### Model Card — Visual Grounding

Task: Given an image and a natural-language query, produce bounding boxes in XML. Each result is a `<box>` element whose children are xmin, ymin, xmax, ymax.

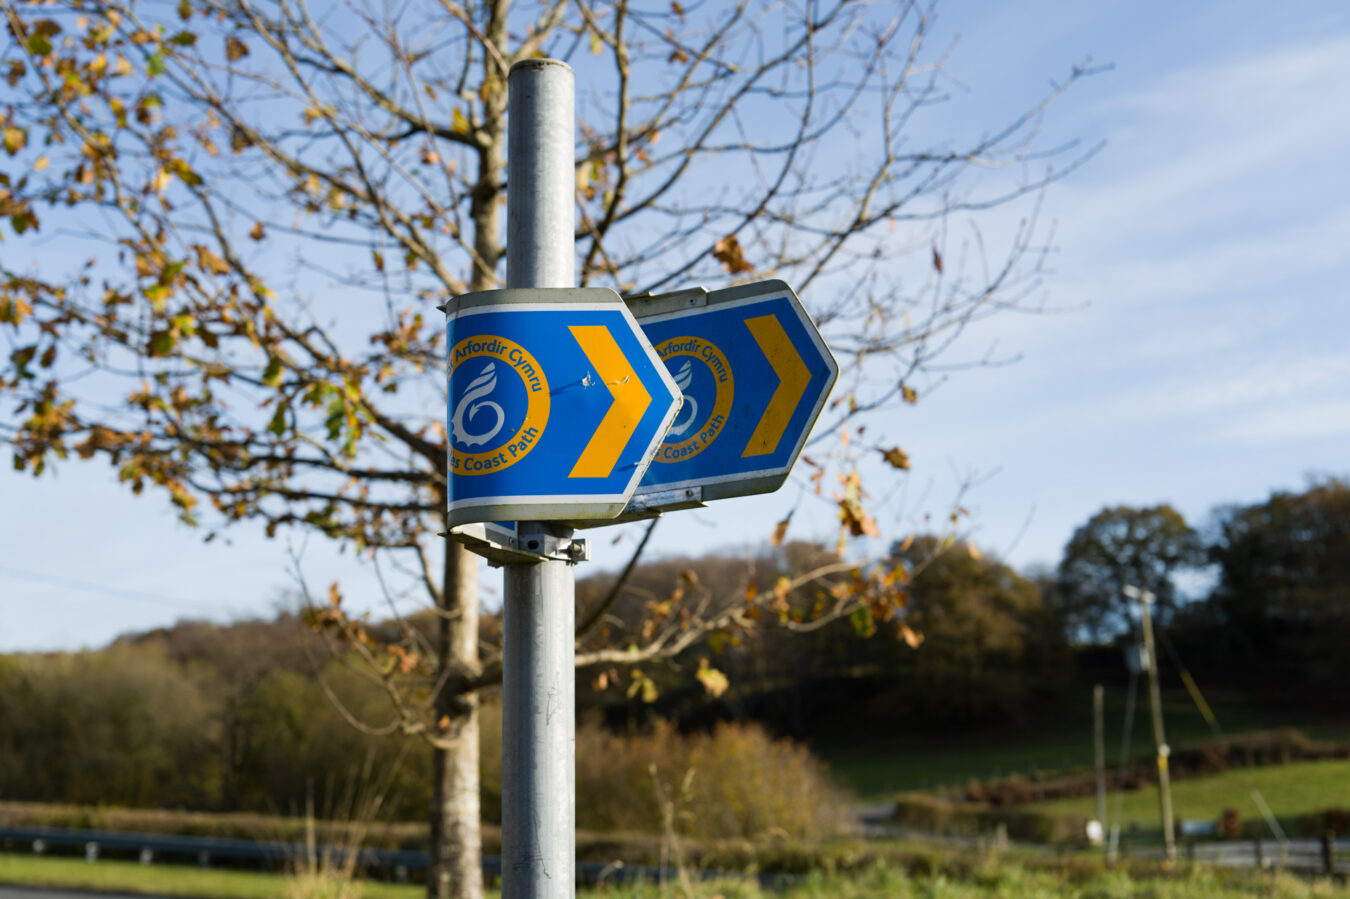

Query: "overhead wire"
<box><xmin>0</xmin><ymin>564</ymin><xmax>222</xmax><ymax>614</ymax></box>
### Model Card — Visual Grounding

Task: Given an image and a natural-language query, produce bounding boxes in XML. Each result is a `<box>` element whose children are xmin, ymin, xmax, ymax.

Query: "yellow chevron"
<box><xmin>743</xmin><ymin>314</ymin><xmax>810</xmax><ymax>458</ymax></box>
<box><xmin>569</xmin><ymin>325</ymin><xmax>652</xmax><ymax>478</ymax></box>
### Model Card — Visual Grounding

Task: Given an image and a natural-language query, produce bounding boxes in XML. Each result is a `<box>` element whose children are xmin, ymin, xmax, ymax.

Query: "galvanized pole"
<box><xmin>501</xmin><ymin>59</ymin><xmax>576</xmax><ymax>899</ymax></box>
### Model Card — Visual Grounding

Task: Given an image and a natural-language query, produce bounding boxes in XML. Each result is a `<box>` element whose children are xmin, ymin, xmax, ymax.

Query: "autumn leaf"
<box><xmin>627</xmin><ymin>670</ymin><xmax>659</xmax><ymax>703</ymax></box>
<box><xmin>225</xmin><ymin>36</ymin><xmax>249</xmax><ymax>62</ymax></box>
<box><xmin>900</xmin><ymin>383</ymin><xmax>918</xmax><ymax>404</ymax></box>
<box><xmin>879</xmin><ymin>446</ymin><xmax>910</xmax><ymax>470</ymax></box>
<box><xmin>898</xmin><ymin>623</ymin><xmax>924</xmax><ymax>649</ymax></box>
<box><xmin>327</xmin><ymin>581</ymin><xmax>342</xmax><ymax>607</ymax></box>
<box><xmin>3</xmin><ymin>127</ymin><xmax>26</xmax><ymax>156</ymax></box>
<box><xmin>166</xmin><ymin>158</ymin><xmax>203</xmax><ymax>186</ymax></box>
<box><xmin>744</xmin><ymin>581</ymin><xmax>758</xmax><ymax>601</ymax></box>
<box><xmin>695</xmin><ymin>658</ymin><xmax>729</xmax><ymax>698</ymax></box>
<box><xmin>194</xmin><ymin>245</ymin><xmax>230</xmax><ymax>276</ymax></box>
<box><xmin>372</xmin><ymin>250</ymin><xmax>385</xmax><ymax>272</ymax></box>
<box><xmin>932</xmin><ymin>244</ymin><xmax>943</xmax><ymax>274</ymax></box>
<box><xmin>840</xmin><ymin>501</ymin><xmax>879</xmax><ymax>538</ymax></box>
<box><xmin>770</xmin><ymin>512</ymin><xmax>792</xmax><ymax>547</ymax></box>
<box><xmin>968</xmin><ymin>542</ymin><xmax>982</xmax><ymax>561</ymax></box>
<box><xmin>451</xmin><ymin>107</ymin><xmax>470</xmax><ymax>136</ymax></box>
<box><xmin>712</xmin><ymin>234</ymin><xmax>754</xmax><ymax>274</ymax></box>
<box><xmin>249</xmin><ymin>221</ymin><xmax>265</xmax><ymax>241</ymax></box>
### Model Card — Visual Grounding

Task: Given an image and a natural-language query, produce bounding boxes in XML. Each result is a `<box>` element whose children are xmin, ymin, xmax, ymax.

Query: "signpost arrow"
<box><xmin>444</xmin><ymin>287</ymin><xmax>680</xmax><ymax>529</ymax></box>
<box><xmin>620</xmin><ymin>279</ymin><xmax>838</xmax><ymax>517</ymax></box>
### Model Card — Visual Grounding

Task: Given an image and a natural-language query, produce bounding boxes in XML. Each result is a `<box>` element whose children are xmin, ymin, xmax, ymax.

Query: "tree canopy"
<box><xmin>1055</xmin><ymin>504</ymin><xmax>1206</xmax><ymax>641</ymax></box>
<box><xmin>0</xmin><ymin>1</ymin><xmax>1097</xmax><ymax>895</ymax></box>
<box><xmin>1206</xmin><ymin>477</ymin><xmax>1350</xmax><ymax>686</ymax></box>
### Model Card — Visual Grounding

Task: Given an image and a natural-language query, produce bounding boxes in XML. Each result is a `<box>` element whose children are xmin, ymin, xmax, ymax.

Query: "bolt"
<box><xmin>527</xmin><ymin>539</ymin><xmax>540</xmax><ymax>550</ymax></box>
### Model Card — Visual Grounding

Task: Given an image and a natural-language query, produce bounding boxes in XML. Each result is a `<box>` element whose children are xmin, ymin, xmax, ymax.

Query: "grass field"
<box><xmin>1034</xmin><ymin>758</ymin><xmax>1350</xmax><ymax>837</ymax></box>
<box><xmin>0</xmin><ymin>852</ymin><xmax>423</xmax><ymax>898</ymax></box>
<box><xmin>4</xmin><ymin>851</ymin><xmax>1350</xmax><ymax>898</ymax></box>
<box><xmin>813</xmin><ymin>689</ymin><xmax>1350</xmax><ymax>799</ymax></box>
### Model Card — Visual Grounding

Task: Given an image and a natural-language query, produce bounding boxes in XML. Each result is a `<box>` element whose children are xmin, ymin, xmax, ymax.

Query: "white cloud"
<box><xmin>1208</xmin><ymin>399</ymin><xmax>1350</xmax><ymax>445</ymax></box>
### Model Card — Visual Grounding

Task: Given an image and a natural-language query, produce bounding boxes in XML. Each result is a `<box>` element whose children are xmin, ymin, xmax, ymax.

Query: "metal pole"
<box><xmin>1136</xmin><ymin>589</ymin><xmax>1176</xmax><ymax>864</ymax></box>
<box><xmin>1093</xmin><ymin>684</ymin><xmax>1107</xmax><ymax>845</ymax></box>
<box><xmin>501</xmin><ymin>59</ymin><xmax>576</xmax><ymax>899</ymax></box>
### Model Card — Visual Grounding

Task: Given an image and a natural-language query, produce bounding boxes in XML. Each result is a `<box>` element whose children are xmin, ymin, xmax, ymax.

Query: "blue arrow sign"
<box><xmin>623</xmin><ymin>280</ymin><xmax>837</xmax><ymax>514</ymax></box>
<box><xmin>444</xmin><ymin>288</ymin><xmax>680</xmax><ymax>528</ymax></box>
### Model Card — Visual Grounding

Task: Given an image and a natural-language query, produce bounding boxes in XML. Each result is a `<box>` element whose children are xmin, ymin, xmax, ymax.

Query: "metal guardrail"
<box><xmin>0</xmin><ymin>825</ymin><xmax>799</xmax><ymax>888</ymax></box>
<box><xmin>1129</xmin><ymin>836</ymin><xmax>1349</xmax><ymax>874</ymax></box>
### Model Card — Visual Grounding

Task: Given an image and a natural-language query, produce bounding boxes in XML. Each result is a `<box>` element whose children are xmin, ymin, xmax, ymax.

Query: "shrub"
<box><xmin>891</xmin><ymin>793</ymin><xmax>1088</xmax><ymax>845</ymax></box>
<box><xmin>580</xmin><ymin>719</ymin><xmax>852</xmax><ymax>841</ymax></box>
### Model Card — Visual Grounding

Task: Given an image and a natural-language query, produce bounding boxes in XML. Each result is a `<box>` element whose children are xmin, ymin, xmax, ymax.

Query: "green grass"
<box><xmin>589</xmin><ymin>866</ymin><xmax>1350</xmax><ymax>898</ymax></box>
<box><xmin>814</xmin><ymin>689</ymin><xmax>1350</xmax><ymax>800</ymax></box>
<box><xmin>0</xmin><ymin>852</ymin><xmax>426</xmax><ymax>898</ymax></box>
<box><xmin>5</xmin><ymin>851</ymin><xmax>1348</xmax><ymax>899</ymax></box>
<box><xmin>1034</xmin><ymin>758</ymin><xmax>1350</xmax><ymax>837</ymax></box>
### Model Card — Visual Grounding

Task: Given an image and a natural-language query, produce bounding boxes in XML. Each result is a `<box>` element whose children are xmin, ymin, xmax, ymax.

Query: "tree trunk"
<box><xmin>430</xmin><ymin>541</ymin><xmax>483</xmax><ymax>899</ymax></box>
<box><xmin>430</xmin><ymin>10</ymin><xmax>505</xmax><ymax>892</ymax></box>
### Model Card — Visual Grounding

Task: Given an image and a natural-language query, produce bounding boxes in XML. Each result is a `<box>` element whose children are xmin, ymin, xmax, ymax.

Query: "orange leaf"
<box><xmin>879</xmin><ymin>446</ymin><xmax>910</xmax><ymax>470</ymax></box>
<box><xmin>225</xmin><ymin>36</ymin><xmax>249</xmax><ymax>61</ymax></box>
<box><xmin>770</xmin><ymin>512</ymin><xmax>792</xmax><ymax>547</ymax></box>
<box><xmin>712</xmin><ymin>234</ymin><xmax>754</xmax><ymax>274</ymax></box>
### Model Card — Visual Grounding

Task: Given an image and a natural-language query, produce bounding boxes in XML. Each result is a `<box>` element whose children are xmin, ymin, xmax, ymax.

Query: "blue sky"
<box><xmin>4</xmin><ymin>0</ymin><xmax>1349</xmax><ymax>651</ymax></box>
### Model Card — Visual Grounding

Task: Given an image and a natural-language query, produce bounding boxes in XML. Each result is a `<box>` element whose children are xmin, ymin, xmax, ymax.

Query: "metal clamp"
<box><xmin>444</xmin><ymin>521</ymin><xmax>589</xmax><ymax>565</ymax></box>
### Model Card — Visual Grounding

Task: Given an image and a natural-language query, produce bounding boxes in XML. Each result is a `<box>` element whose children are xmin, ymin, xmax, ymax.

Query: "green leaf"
<box><xmin>169</xmin><ymin>31</ymin><xmax>197</xmax><ymax>47</ymax></box>
<box><xmin>146</xmin><ymin>52</ymin><xmax>166</xmax><ymax>77</ymax></box>
<box><xmin>11</xmin><ymin>345</ymin><xmax>37</xmax><ymax>379</ymax></box>
<box><xmin>268</xmin><ymin>403</ymin><xmax>287</xmax><ymax>436</ymax></box>
<box><xmin>10</xmin><ymin>211</ymin><xmax>36</xmax><ymax>235</ymax></box>
<box><xmin>25</xmin><ymin>34</ymin><xmax>52</xmax><ymax>57</ymax></box>
<box><xmin>849</xmin><ymin>605</ymin><xmax>876</xmax><ymax>639</ymax></box>
<box><xmin>261</xmin><ymin>355</ymin><xmax>282</xmax><ymax>387</ymax></box>
<box><xmin>147</xmin><ymin>330</ymin><xmax>174</xmax><ymax>357</ymax></box>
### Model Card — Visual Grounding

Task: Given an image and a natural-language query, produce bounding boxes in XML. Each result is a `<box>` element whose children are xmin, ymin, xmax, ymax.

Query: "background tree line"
<box><xmin>4</xmin><ymin>476</ymin><xmax>1345</xmax><ymax>820</ymax></box>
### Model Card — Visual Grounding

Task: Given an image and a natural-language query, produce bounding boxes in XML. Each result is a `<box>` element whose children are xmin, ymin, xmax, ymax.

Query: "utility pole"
<box><xmin>501</xmin><ymin>59</ymin><xmax>577</xmax><ymax>899</ymax></box>
<box><xmin>1125</xmin><ymin>585</ymin><xmax>1175</xmax><ymax>864</ymax></box>
<box><xmin>1093</xmin><ymin>683</ymin><xmax>1107</xmax><ymax>846</ymax></box>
